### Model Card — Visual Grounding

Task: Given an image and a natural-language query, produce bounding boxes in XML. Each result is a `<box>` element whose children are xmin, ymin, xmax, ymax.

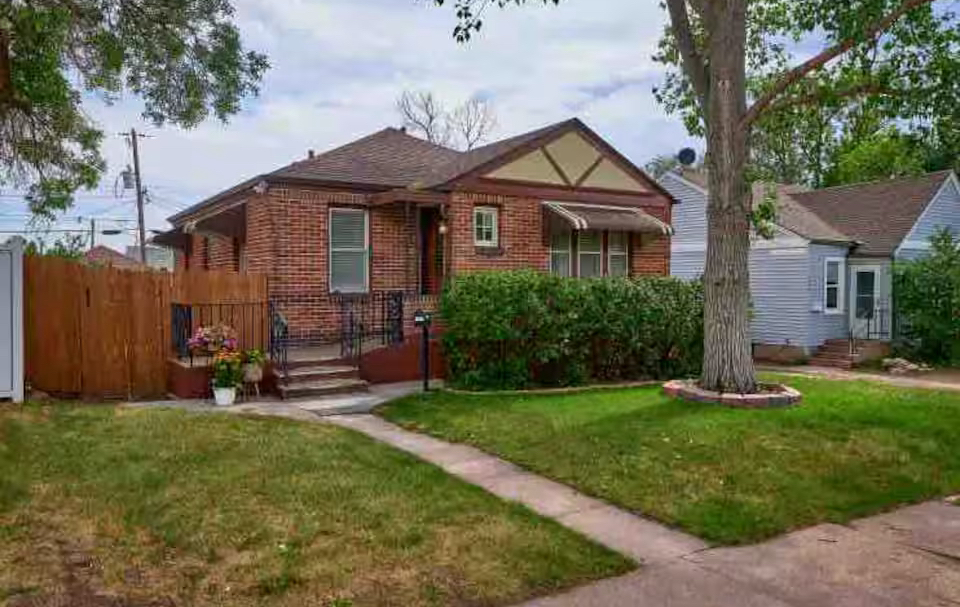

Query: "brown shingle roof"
<box><xmin>791</xmin><ymin>171</ymin><xmax>953</xmax><ymax>256</ymax></box>
<box><xmin>270</xmin><ymin>127</ymin><xmax>461</xmax><ymax>188</ymax></box>
<box><xmin>84</xmin><ymin>245</ymin><xmax>144</xmax><ymax>270</ymax></box>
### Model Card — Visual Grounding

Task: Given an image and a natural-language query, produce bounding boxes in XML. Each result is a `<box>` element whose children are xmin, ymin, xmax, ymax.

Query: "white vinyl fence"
<box><xmin>0</xmin><ymin>238</ymin><xmax>24</xmax><ymax>402</ymax></box>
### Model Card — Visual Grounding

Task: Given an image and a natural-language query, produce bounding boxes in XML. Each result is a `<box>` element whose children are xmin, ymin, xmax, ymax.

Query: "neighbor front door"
<box><xmin>850</xmin><ymin>266</ymin><xmax>881</xmax><ymax>339</ymax></box>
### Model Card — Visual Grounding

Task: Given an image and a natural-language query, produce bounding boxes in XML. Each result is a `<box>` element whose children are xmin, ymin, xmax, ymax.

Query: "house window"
<box><xmin>824</xmin><ymin>257</ymin><xmax>845</xmax><ymax>314</ymax></box>
<box><xmin>474</xmin><ymin>206</ymin><xmax>499</xmax><ymax>247</ymax></box>
<box><xmin>578</xmin><ymin>231</ymin><xmax>603</xmax><ymax>278</ymax></box>
<box><xmin>608</xmin><ymin>232</ymin><xmax>628</xmax><ymax>277</ymax></box>
<box><xmin>550</xmin><ymin>229</ymin><xmax>572</xmax><ymax>277</ymax></box>
<box><xmin>329</xmin><ymin>208</ymin><xmax>369</xmax><ymax>293</ymax></box>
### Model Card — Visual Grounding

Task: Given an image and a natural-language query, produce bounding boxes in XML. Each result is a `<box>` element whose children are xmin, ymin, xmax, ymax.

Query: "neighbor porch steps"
<box><xmin>809</xmin><ymin>339</ymin><xmax>858</xmax><ymax>369</ymax></box>
<box><xmin>273</xmin><ymin>359</ymin><xmax>369</xmax><ymax>400</ymax></box>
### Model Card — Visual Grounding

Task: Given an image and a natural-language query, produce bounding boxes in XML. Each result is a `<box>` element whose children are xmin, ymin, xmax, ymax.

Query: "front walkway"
<box><xmin>762</xmin><ymin>364</ymin><xmax>960</xmax><ymax>391</ymax></box>
<box><xmin>327</xmin><ymin>414</ymin><xmax>708</xmax><ymax>565</ymax></box>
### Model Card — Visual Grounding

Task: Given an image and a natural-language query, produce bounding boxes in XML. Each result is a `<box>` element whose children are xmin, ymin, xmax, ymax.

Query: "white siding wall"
<box><xmin>750</xmin><ymin>247</ymin><xmax>811</xmax><ymax>347</ymax></box>
<box><xmin>661</xmin><ymin>173</ymin><xmax>708</xmax><ymax>279</ymax></box>
<box><xmin>897</xmin><ymin>175</ymin><xmax>960</xmax><ymax>260</ymax></box>
<box><xmin>807</xmin><ymin>244</ymin><xmax>850</xmax><ymax>345</ymax></box>
<box><xmin>0</xmin><ymin>238</ymin><xmax>24</xmax><ymax>402</ymax></box>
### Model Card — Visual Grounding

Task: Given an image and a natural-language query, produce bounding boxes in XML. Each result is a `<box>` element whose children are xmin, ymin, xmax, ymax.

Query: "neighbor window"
<box><xmin>608</xmin><ymin>231</ymin><xmax>628</xmax><ymax>277</ymax></box>
<box><xmin>578</xmin><ymin>231</ymin><xmax>603</xmax><ymax>278</ymax></box>
<box><xmin>824</xmin><ymin>258</ymin><xmax>845</xmax><ymax>313</ymax></box>
<box><xmin>550</xmin><ymin>229</ymin><xmax>572</xmax><ymax>277</ymax></box>
<box><xmin>474</xmin><ymin>206</ymin><xmax>499</xmax><ymax>247</ymax></box>
<box><xmin>329</xmin><ymin>208</ymin><xmax>369</xmax><ymax>293</ymax></box>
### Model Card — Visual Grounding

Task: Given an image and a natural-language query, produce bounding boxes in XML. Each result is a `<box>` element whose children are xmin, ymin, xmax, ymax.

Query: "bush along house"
<box><xmin>155</xmin><ymin>118</ymin><xmax>675</xmax><ymax>397</ymax></box>
<box><xmin>662</xmin><ymin>168</ymin><xmax>960</xmax><ymax>368</ymax></box>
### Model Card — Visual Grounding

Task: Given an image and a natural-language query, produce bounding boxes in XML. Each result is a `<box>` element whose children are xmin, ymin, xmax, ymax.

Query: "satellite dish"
<box><xmin>677</xmin><ymin>148</ymin><xmax>697</xmax><ymax>166</ymax></box>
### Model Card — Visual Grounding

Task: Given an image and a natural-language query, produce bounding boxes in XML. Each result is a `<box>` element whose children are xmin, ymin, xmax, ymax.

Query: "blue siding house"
<box><xmin>662</xmin><ymin>169</ymin><xmax>960</xmax><ymax>366</ymax></box>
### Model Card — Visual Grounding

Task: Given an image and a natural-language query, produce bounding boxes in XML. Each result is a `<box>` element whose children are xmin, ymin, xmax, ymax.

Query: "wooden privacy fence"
<box><xmin>24</xmin><ymin>256</ymin><xmax>267</xmax><ymax>399</ymax></box>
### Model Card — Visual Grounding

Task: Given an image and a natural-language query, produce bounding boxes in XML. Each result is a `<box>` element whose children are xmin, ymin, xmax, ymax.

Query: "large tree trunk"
<box><xmin>700</xmin><ymin>0</ymin><xmax>756</xmax><ymax>393</ymax></box>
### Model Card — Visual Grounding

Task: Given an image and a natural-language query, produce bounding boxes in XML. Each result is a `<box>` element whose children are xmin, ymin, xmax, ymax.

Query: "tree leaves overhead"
<box><xmin>654</xmin><ymin>0</ymin><xmax>959</xmax><ymax>187</ymax></box>
<box><xmin>0</xmin><ymin>0</ymin><xmax>268</xmax><ymax>217</ymax></box>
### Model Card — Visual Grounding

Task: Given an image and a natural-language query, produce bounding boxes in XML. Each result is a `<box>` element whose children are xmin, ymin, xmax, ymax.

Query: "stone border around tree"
<box><xmin>663</xmin><ymin>379</ymin><xmax>802</xmax><ymax>408</ymax></box>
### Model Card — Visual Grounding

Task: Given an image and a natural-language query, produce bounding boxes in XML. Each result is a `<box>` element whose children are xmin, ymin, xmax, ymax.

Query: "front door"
<box><xmin>850</xmin><ymin>266</ymin><xmax>880</xmax><ymax>338</ymax></box>
<box><xmin>419</xmin><ymin>207</ymin><xmax>444</xmax><ymax>295</ymax></box>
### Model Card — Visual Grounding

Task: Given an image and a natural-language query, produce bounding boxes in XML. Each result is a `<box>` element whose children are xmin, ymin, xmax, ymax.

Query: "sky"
<box><xmin>0</xmin><ymin>0</ymin><xmax>700</xmax><ymax>253</ymax></box>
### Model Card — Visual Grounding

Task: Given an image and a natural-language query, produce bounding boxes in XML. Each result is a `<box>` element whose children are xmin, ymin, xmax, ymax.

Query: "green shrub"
<box><xmin>893</xmin><ymin>229</ymin><xmax>960</xmax><ymax>364</ymax></box>
<box><xmin>440</xmin><ymin>270</ymin><xmax>703</xmax><ymax>390</ymax></box>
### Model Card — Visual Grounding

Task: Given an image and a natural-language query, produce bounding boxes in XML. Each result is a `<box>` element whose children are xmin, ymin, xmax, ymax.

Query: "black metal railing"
<box><xmin>269</xmin><ymin>301</ymin><xmax>289</xmax><ymax>374</ymax></box>
<box><xmin>849</xmin><ymin>305</ymin><xmax>892</xmax><ymax>351</ymax></box>
<box><xmin>171</xmin><ymin>302</ymin><xmax>270</xmax><ymax>362</ymax></box>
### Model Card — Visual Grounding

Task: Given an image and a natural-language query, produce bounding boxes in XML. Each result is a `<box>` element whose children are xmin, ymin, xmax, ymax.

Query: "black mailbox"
<box><xmin>413</xmin><ymin>309</ymin><xmax>432</xmax><ymax>391</ymax></box>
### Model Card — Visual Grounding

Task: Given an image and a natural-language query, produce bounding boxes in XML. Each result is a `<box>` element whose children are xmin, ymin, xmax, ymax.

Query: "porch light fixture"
<box><xmin>438</xmin><ymin>220</ymin><xmax>448</xmax><ymax>235</ymax></box>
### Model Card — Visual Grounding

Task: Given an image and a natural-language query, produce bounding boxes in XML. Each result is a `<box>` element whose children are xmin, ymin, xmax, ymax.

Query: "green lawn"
<box><xmin>0</xmin><ymin>405</ymin><xmax>630</xmax><ymax>607</ymax></box>
<box><xmin>379</xmin><ymin>374</ymin><xmax>960</xmax><ymax>545</ymax></box>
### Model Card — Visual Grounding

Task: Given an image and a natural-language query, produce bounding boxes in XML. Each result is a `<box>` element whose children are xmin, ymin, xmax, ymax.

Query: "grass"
<box><xmin>0</xmin><ymin>404</ymin><xmax>631</xmax><ymax>606</ymax></box>
<box><xmin>379</xmin><ymin>374</ymin><xmax>960</xmax><ymax>545</ymax></box>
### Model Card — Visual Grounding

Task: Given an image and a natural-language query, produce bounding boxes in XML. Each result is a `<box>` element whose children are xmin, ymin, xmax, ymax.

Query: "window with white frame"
<box><xmin>824</xmin><ymin>257</ymin><xmax>845</xmax><ymax>313</ymax></box>
<box><xmin>608</xmin><ymin>231</ymin><xmax>628</xmax><ymax>277</ymax></box>
<box><xmin>578</xmin><ymin>231</ymin><xmax>603</xmax><ymax>278</ymax></box>
<box><xmin>474</xmin><ymin>206</ymin><xmax>499</xmax><ymax>247</ymax></box>
<box><xmin>549</xmin><ymin>228</ymin><xmax>572</xmax><ymax>277</ymax></box>
<box><xmin>329</xmin><ymin>208</ymin><xmax>369</xmax><ymax>293</ymax></box>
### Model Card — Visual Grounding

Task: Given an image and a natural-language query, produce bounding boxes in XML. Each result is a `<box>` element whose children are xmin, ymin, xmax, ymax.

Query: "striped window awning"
<box><xmin>543</xmin><ymin>201</ymin><xmax>673</xmax><ymax>235</ymax></box>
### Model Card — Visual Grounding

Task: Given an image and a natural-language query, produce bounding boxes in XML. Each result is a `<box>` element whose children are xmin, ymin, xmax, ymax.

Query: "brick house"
<box><xmin>156</xmin><ymin>118</ymin><xmax>675</xmax><ymax>349</ymax></box>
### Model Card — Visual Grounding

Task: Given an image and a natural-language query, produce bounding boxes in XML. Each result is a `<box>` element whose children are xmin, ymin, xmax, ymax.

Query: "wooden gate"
<box><xmin>24</xmin><ymin>256</ymin><xmax>267</xmax><ymax>399</ymax></box>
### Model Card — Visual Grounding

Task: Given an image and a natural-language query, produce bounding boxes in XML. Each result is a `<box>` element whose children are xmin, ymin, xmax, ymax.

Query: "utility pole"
<box><xmin>89</xmin><ymin>218</ymin><xmax>95</xmax><ymax>248</ymax></box>
<box><xmin>129</xmin><ymin>128</ymin><xmax>147</xmax><ymax>264</ymax></box>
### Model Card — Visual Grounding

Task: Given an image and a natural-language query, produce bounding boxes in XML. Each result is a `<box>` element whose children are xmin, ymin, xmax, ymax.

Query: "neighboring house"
<box><xmin>661</xmin><ymin>168</ymin><xmax>960</xmax><ymax>366</ymax></box>
<box><xmin>84</xmin><ymin>245</ymin><xmax>145</xmax><ymax>270</ymax></box>
<box><xmin>156</xmin><ymin>118</ymin><xmax>675</xmax><ymax>346</ymax></box>
<box><xmin>125</xmin><ymin>245</ymin><xmax>175</xmax><ymax>271</ymax></box>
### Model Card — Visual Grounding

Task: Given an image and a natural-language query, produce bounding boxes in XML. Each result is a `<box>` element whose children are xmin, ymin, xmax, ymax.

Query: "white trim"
<box><xmin>660</xmin><ymin>171</ymin><xmax>708</xmax><ymax>196</ymax></box>
<box><xmin>328</xmin><ymin>207</ymin><xmax>369</xmax><ymax>294</ymax></box>
<box><xmin>849</xmin><ymin>264</ymin><xmax>883</xmax><ymax>337</ymax></box>
<box><xmin>823</xmin><ymin>257</ymin><xmax>846</xmax><ymax>315</ymax></box>
<box><xmin>0</xmin><ymin>239</ymin><xmax>23</xmax><ymax>402</ymax></box>
<box><xmin>895</xmin><ymin>171</ymin><xmax>959</xmax><ymax>257</ymax></box>
<box><xmin>473</xmin><ymin>206</ymin><xmax>500</xmax><ymax>247</ymax></box>
<box><xmin>543</xmin><ymin>200</ymin><xmax>673</xmax><ymax>235</ymax></box>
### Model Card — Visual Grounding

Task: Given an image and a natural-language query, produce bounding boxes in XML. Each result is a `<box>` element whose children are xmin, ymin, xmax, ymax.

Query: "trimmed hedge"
<box><xmin>440</xmin><ymin>270</ymin><xmax>703</xmax><ymax>390</ymax></box>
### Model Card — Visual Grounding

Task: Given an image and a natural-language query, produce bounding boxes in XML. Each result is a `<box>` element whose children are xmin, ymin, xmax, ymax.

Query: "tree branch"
<box><xmin>742</xmin><ymin>0</ymin><xmax>936</xmax><ymax>128</ymax></box>
<box><xmin>766</xmin><ymin>81</ymin><xmax>896</xmax><ymax>114</ymax></box>
<box><xmin>665</xmin><ymin>0</ymin><xmax>708</xmax><ymax>110</ymax></box>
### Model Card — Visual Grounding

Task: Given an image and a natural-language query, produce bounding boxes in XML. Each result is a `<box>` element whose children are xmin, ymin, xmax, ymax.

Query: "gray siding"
<box><xmin>807</xmin><ymin>244</ymin><xmax>849</xmax><ymax>346</ymax></box>
<box><xmin>661</xmin><ymin>173</ymin><xmax>707</xmax><ymax>279</ymax></box>
<box><xmin>749</xmin><ymin>248</ymin><xmax>810</xmax><ymax>347</ymax></box>
<box><xmin>897</xmin><ymin>175</ymin><xmax>960</xmax><ymax>259</ymax></box>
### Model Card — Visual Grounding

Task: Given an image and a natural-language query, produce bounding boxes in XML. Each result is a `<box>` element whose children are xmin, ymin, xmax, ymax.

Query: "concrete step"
<box><xmin>809</xmin><ymin>357</ymin><xmax>854</xmax><ymax>369</ymax></box>
<box><xmin>274</xmin><ymin>365</ymin><xmax>359</xmax><ymax>383</ymax></box>
<box><xmin>278</xmin><ymin>378</ymin><xmax>369</xmax><ymax>400</ymax></box>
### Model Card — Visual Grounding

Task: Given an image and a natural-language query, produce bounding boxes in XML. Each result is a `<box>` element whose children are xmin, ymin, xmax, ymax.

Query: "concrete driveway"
<box><xmin>522</xmin><ymin>499</ymin><xmax>960</xmax><ymax>607</ymax></box>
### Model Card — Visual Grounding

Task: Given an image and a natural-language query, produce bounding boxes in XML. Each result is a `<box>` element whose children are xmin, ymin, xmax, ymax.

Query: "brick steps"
<box><xmin>809</xmin><ymin>339</ymin><xmax>857</xmax><ymax>369</ymax></box>
<box><xmin>274</xmin><ymin>358</ymin><xmax>369</xmax><ymax>400</ymax></box>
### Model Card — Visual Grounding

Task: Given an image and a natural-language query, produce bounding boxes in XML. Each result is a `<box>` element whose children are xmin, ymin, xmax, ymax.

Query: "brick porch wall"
<box><xmin>448</xmin><ymin>192</ymin><xmax>550</xmax><ymax>273</ymax></box>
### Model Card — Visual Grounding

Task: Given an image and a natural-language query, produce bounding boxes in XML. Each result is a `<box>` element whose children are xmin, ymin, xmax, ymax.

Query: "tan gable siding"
<box><xmin>486</xmin><ymin>149</ymin><xmax>566</xmax><ymax>185</ymax></box>
<box><xmin>544</xmin><ymin>132</ymin><xmax>600</xmax><ymax>183</ymax></box>
<box><xmin>581</xmin><ymin>159</ymin><xmax>647</xmax><ymax>192</ymax></box>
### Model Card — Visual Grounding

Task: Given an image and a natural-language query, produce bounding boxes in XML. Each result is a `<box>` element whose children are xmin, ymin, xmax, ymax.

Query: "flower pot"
<box><xmin>243</xmin><ymin>363</ymin><xmax>263</xmax><ymax>383</ymax></box>
<box><xmin>213</xmin><ymin>386</ymin><xmax>237</xmax><ymax>406</ymax></box>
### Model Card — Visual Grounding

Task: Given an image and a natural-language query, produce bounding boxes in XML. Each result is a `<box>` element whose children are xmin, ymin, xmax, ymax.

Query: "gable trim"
<box><xmin>541</xmin><ymin>146</ymin><xmax>574</xmax><ymax>186</ymax></box>
<box><xmin>575</xmin><ymin>156</ymin><xmax>605</xmax><ymax>188</ymax></box>
<box><xmin>894</xmin><ymin>171</ymin><xmax>959</xmax><ymax>257</ymax></box>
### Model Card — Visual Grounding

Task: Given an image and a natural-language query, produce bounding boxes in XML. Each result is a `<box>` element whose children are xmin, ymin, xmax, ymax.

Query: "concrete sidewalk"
<box><xmin>521</xmin><ymin>500</ymin><xmax>960</xmax><ymax>606</ymax></box>
<box><xmin>327</xmin><ymin>414</ymin><xmax>708</xmax><ymax>565</ymax></box>
<box><xmin>762</xmin><ymin>364</ymin><xmax>960</xmax><ymax>392</ymax></box>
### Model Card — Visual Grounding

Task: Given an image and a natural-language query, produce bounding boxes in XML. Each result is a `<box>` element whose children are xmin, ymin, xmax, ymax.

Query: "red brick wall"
<box><xmin>631</xmin><ymin>204</ymin><xmax>671</xmax><ymax>276</ymax></box>
<box><xmin>447</xmin><ymin>192</ymin><xmax>550</xmax><ymax>274</ymax></box>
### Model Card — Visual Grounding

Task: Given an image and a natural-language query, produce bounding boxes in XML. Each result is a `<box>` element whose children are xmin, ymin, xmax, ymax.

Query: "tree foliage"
<box><xmin>0</xmin><ymin>0</ymin><xmax>268</xmax><ymax>218</ymax></box>
<box><xmin>22</xmin><ymin>233</ymin><xmax>87</xmax><ymax>258</ymax></box>
<box><xmin>893</xmin><ymin>229</ymin><xmax>960</xmax><ymax>365</ymax></box>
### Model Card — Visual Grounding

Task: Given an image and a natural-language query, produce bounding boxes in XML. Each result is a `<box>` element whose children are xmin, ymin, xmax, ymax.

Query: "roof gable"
<box><xmin>791</xmin><ymin>170</ymin><xmax>954</xmax><ymax>256</ymax></box>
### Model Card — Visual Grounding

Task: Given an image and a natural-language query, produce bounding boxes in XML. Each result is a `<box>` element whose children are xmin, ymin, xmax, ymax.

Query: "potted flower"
<box><xmin>242</xmin><ymin>349</ymin><xmax>266</xmax><ymax>383</ymax></box>
<box><xmin>211</xmin><ymin>349</ymin><xmax>243</xmax><ymax>406</ymax></box>
<box><xmin>188</xmin><ymin>324</ymin><xmax>238</xmax><ymax>357</ymax></box>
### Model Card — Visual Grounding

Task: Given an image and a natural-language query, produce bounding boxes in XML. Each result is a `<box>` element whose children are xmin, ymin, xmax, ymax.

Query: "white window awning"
<box><xmin>543</xmin><ymin>201</ymin><xmax>673</xmax><ymax>235</ymax></box>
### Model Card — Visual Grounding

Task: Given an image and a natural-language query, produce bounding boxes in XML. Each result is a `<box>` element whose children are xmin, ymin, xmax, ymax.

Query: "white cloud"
<box><xmin>4</xmin><ymin>0</ymin><xmax>699</xmax><ymax>250</ymax></box>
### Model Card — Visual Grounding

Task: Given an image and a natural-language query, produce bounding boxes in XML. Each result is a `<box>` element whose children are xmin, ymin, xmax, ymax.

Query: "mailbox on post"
<box><xmin>413</xmin><ymin>309</ymin><xmax>433</xmax><ymax>392</ymax></box>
